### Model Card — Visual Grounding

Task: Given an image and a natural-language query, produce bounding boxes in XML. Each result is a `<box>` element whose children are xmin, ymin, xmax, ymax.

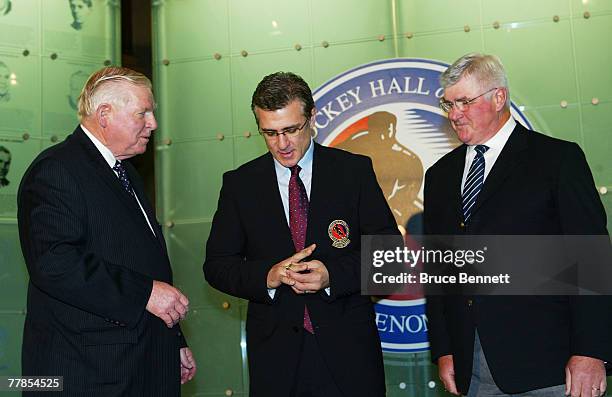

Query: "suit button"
<box><xmin>467</xmin><ymin>299</ymin><xmax>473</xmax><ymax>306</ymax></box>
<box><xmin>177</xmin><ymin>331</ymin><xmax>182</xmax><ymax>337</ymax></box>
<box><xmin>292</xmin><ymin>326</ymin><xmax>300</xmax><ymax>333</ymax></box>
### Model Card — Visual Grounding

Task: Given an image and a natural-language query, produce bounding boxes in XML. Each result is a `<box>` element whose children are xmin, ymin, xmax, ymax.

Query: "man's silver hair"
<box><xmin>440</xmin><ymin>53</ymin><xmax>510</xmax><ymax>108</ymax></box>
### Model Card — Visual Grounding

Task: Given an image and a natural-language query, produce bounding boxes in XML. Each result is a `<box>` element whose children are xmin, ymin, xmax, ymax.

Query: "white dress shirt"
<box><xmin>268</xmin><ymin>139</ymin><xmax>330</xmax><ymax>298</ymax></box>
<box><xmin>461</xmin><ymin>117</ymin><xmax>517</xmax><ymax>193</ymax></box>
<box><xmin>81</xmin><ymin>125</ymin><xmax>156</xmax><ymax>236</ymax></box>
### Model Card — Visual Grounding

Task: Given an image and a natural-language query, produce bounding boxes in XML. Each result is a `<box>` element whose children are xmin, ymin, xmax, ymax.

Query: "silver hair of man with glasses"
<box><xmin>425</xmin><ymin>53</ymin><xmax>611</xmax><ymax>397</ymax></box>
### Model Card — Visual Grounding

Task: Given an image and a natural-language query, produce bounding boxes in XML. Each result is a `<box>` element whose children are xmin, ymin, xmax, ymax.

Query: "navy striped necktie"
<box><xmin>113</xmin><ymin>160</ymin><xmax>135</xmax><ymax>197</ymax></box>
<box><xmin>462</xmin><ymin>145</ymin><xmax>489</xmax><ymax>223</ymax></box>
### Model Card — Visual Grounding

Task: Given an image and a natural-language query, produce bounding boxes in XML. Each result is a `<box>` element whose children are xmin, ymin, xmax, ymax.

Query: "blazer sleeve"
<box><xmin>18</xmin><ymin>157</ymin><xmax>153</xmax><ymax>328</ymax></box>
<box><xmin>204</xmin><ymin>171</ymin><xmax>276</xmax><ymax>304</ymax></box>
<box><xmin>557</xmin><ymin>143</ymin><xmax>612</xmax><ymax>363</ymax></box>
<box><xmin>321</xmin><ymin>156</ymin><xmax>401</xmax><ymax>302</ymax></box>
<box><xmin>423</xmin><ymin>167</ymin><xmax>453</xmax><ymax>363</ymax></box>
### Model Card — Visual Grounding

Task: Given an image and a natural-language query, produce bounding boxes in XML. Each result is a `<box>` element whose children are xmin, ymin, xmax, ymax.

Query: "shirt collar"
<box><xmin>81</xmin><ymin>124</ymin><xmax>117</xmax><ymax>168</ymax></box>
<box><xmin>273</xmin><ymin>138</ymin><xmax>314</xmax><ymax>176</ymax></box>
<box><xmin>478</xmin><ymin>116</ymin><xmax>516</xmax><ymax>151</ymax></box>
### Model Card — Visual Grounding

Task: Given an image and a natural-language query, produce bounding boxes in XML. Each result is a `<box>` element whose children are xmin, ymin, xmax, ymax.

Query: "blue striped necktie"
<box><xmin>462</xmin><ymin>145</ymin><xmax>489</xmax><ymax>223</ymax></box>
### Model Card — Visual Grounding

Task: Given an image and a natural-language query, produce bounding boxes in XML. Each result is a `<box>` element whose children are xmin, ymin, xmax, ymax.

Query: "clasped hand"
<box><xmin>266</xmin><ymin>244</ymin><xmax>330</xmax><ymax>294</ymax></box>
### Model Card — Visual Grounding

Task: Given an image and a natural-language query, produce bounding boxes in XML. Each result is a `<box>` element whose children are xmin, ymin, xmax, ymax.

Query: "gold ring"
<box><xmin>284</xmin><ymin>263</ymin><xmax>293</xmax><ymax>270</ymax></box>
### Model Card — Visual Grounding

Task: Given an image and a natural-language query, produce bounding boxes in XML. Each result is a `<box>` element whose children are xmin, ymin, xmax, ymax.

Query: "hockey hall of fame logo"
<box><xmin>313</xmin><ymin>59</ymin><xmax>532</xmax><ymax>353</ymax></box>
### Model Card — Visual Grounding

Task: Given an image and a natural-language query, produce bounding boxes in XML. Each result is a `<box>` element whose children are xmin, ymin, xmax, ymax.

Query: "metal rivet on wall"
<box><xmin>50</xmin><ymin>135</ymin><xmax>58</xmax><ymax>143</ymax></box>
<box><xmin>22</xmin><ymin>49</ymin><xmax>30</xmax><ymax>56</ymax></box>
<box><xmin>599</xmin><ymin>186</ymin><xmax>608</xmax><ymax>195</ymax></box>
<box><xmin>162</xmin><ymin>59</ymin><xmax>170</xmax><ymax>66</ymax></box>
<box><xmin>591</xmin><ymin>97</ymin><xmax>599</xmax><ymax>105</ymax></box>
<box><xmin>560</xmin><ymin>100</ymin><xmax>568</xmax><ymax>108</ymax></box>
<box><xmin>294</xmin><ymin>43</ymin><xmax>302</xmax><ymax>51</ymax></box>
<box><xmin>428</xmin><ymin>381</ymin><xmax>436</xmax><ymax>389</ymax></box>
<box><xmin>321</xmin><ymin>41</ymin><xmax>329</xmax><ymax>48</ymax></box>
<box><xmin>22</xmin><ymin>132</ymin><xmax>30</xmax><ymax>140</ymax></box>
<box><xmin>583</xmin><ymin>11</ymin><xmax>591</xmax><ymax>19</ymax></box>
<box><xmin>405</xmin><ymin>32</ymin><xmax>413</xmax><ymax>39</ymax></box>
<box><xmin>244</xmin><ymin>131</ymin><xmax>251</xmax><ymax>138</ymax></box>
<box><xmin>378</xmin><ymin>34</ymin><xmax>385</xmax><ymax>42</ymax></box>
<box><xmin>50</xmin><ymin>53</ymin><xmax>58</xmax><ymax>60</ymax></box>
<box><xmin>217</xmin><ymin>133</ymin><xmax>225</xmax><ymax>141</ymax></box>
<box><xmin>399</xmin><ymin>382</ymin><xmax>406</xmax><ymax>389</ymax></box>
<box><xmin>492</xmin><ymin>21</ymin><xmax>500</xmax><ymax>29</ymax></box>
<box><xmin>214</xmin><ymin>53</ymin><xmax>222</xmax><ymax>60</ymax></box>
<box><xmin>241</xmin><ymin>50</ymin><xmax>248</xmax><ymax>57</ymax></box>
<box><xmin>162</xmin><ymin>138</ymin><xmax>172</xmax><ymax>146</ymax></box>
<box><xmin>222</xmin><ymin>301</ymin><xmax>230</xmax><ymax>310</ymax></box>
<box><xmin>165</xmin><ymin>220</ymin><xmax>174</xmax><ymax>228</ymax></box>
<box><xmin>104</xmin><ymin>59</ymin><xmax>111</xmax><ymax>66</ymax></box>
<box><xmin>464</xmin><ymin>25</ymin><xmax>470</xmax><ymax>32</ymax></box>
<box><xmin>553</xmin><ymin>15</ymin><xmax>560</xmax><ymax>22</ymax></box>
<box><xmin>225</xmin><ymin>389</ymin><xmax>233</xmax><ymax>396</ymax></box>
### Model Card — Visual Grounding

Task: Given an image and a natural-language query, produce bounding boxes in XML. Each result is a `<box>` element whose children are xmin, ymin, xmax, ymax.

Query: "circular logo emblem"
<box><xmin>313</xmin><ymin>58</ymin><xmax>532</xmax><ymax>352</ymax></box>
<box><xmin>328</xmin><ymin>219</ymin><xmax>350</xmax><ymax>248</ymax></box>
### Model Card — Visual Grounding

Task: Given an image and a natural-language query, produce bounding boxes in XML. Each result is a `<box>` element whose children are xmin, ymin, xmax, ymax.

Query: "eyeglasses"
<box><xmin>439</xmin><ymin>87</ymin><xmax>498</xmax><ymax>113</ymax></box>
<box><xmin>259</xmin><ymin>119</ymin><xmax>309</xmax><ymax>138</ymax></box>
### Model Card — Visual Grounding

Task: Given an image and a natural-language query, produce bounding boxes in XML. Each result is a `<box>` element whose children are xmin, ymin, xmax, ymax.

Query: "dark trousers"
<box><xmin>292</xmin><ymin>332</ymin><xmax>345</xmax><ymax>397</ymax></box>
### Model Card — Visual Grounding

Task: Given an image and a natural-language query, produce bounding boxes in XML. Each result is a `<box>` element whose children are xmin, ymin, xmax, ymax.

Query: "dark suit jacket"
<box><xmin>424</xmin><ymin>122</ymin><xmax>611</xmax><ymax>394</ymax></box>
<box><xmin>204</xmin><ymin>143</ymin><xmax>399</xmax><ymax>397</ymax></box>
<box><xmin>18</xmin><ymin>126</ymin><xmax>186</xmax><ymax>396</ymax></box>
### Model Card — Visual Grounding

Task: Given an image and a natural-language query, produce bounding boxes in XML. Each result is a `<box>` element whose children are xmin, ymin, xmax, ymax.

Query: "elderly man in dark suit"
<box><xmin>18</xmin><ymin>66</ymin><xmax>196</xmax><ymax>396</ymax></box>
<box><xmin>204</xmin><ymin>72</ymin><xmax>399</xmax><ymax>397</ymax></box>
<box><xmin>425</xmin><ymin>53</ymin><xmax>611</xmax><ymax>397</ymax></box>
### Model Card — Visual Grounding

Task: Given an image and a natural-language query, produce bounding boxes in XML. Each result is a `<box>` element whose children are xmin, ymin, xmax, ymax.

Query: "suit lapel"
<box><xmin>73</xmin><ymin>127</ymin><xmax>161</xmax><ymax>248</ymax></box>
<box><xmin>125</xmin><ymin>163</ymin><xmax>165</xmax><ymax>249</ymax></box>
<box><xmin>470</xmin><ymin>124</ymin><xmax>529</xmax><ymax>216</ymax></box>
<box><xmin>306</xmin><ymin>143</ymin><xmax>334</xmax><ymax>246</ymax></box>
<box><xmin>449</xmin><ymin>145</ymin><xmax>468</xmax><ymax>224</ymax></box>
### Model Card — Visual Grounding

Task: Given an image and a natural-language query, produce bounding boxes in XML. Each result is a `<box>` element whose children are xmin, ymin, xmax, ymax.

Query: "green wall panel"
<box><xmin>397</xmin><ymin>0</ymin><xmax>481</xmax><ymax>33</ymax></box>
<box><xmin>180</xmin><ymin>306</ymin><xmax>246</xmax><ymax>396</ymax></box>
<box><xmin>168</xmin><ymin>221</ymin><xmax>234</xmax><ymax>309</ymax></box>
<box><xmin>161</xmin><ymin>139</ymin><xmax>234</xmax><ymax>221</ymax></box>
<box><xmin>483</xmin><ymin>21</ymin><xmax>578</xmax><ymax>108</ymax></box>
<box><xmin>0</xmin><ymin>52</ymin><xmax>41</xmax><ymax>137</ymax></box>
<box><xmin>312</xmin><ymin>0</ymin><xmax>393</xmax><ymax>42</ymax></box>
<box><xmin>582</xmin><ymin>103</ymin><xmax>612</xmax><ymax>187</ymax></box>
<box><xmin>0</xmin><ymin>313</ymin><xmax>24</xmax><ymax>377</ymax></box>
<box><xmin>312</xmin><ymin>40</ymin><xmax>396</xmax><ymax>86</ymax></box>
<box><xmin>163</xmin><ymin>0</ymin><xmax>230</xmax><ymax>60</ymax></box>
<box><xmin>229</xmin><ymin>0</ymin><xmax>311</xmax><ymax>54</ymax></box>
<box><xmin>0</xmin><ymin>224</ymin><xmax>28</xmax><ymax>310</ymax></box>
<box><xmin>523</xmin><ymin>106</ymin><xmax>583</xmax><ymax>144</ymax></box>
<box><xmin>234</xmin><ymin>135</ymin><xmax>268</xmax><ymax>166</ymax></box>
<box><xmin>481</xmin><ymin>0</ymin><xmax>571</xmax><ymax>23</ymax></box>
<box><xmin>0</xmin><ymin>0</ymin><xmax>40</xmax><ymax>53</ymax></box>
<box><xmin>400</xmin><ymin>31</ymin><xmax>483</xmax><ymax>64</ymax></box>
<box><xmin>164</xmin><ymin>58</ymin><xmax>233</xmax><ymax>141</ymax></box>
<box><xmin>573</xmin><ymin>14</ymin><xmax>612</xmax><ymax>104</ymax></box>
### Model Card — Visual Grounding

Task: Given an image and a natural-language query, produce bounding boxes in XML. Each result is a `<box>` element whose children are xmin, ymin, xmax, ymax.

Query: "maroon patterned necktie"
<box><xmin>289</xmin><ymin>165</ymin><xmax>314</xmax><ymax>334</ymax></box>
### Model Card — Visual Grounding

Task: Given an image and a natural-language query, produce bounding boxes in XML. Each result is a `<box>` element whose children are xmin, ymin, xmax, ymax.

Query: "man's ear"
<box><xmin>309</xmin><ymin>107</ymin><xmax>316</xmax><ymax>127</ymax></box>
<box><xmin>494</xmin><ymin>88</ymin><xmax>508</xmax><ymax>112</ymax></box>
<box><xmin>96</xmin><ymin>103</ymin><xmax>112</xmax><ymax>128</ymax></box>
